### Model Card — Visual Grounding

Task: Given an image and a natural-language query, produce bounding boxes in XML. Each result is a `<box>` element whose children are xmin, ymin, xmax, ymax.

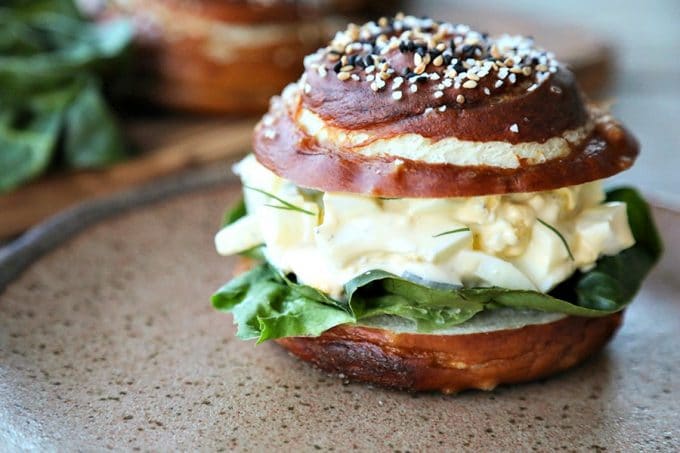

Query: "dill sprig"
<box><xmin>537</xmin><ymin>218</ymin><xmax>575</xmax><ymax>260</ymax></box>
<box><xmin>244</xmin><ymin>186</ymin><xmax>315</xmax><ymax>216</ymax></box>
<box><xmin>432</xmin><ymin>227</ymin><xmax>470</xmax><ymax>238</ymax></box>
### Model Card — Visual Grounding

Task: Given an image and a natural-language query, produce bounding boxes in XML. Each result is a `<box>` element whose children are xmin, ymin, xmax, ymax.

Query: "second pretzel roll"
<box><xmin>253</xmin><ymin>15</ymin><xmax>639</xmax><ymax>197</ymax></box>
<box><xmin>100</xmin><ymin>0</ymin><xmax>330</xmax><ymax>113</ymax></box>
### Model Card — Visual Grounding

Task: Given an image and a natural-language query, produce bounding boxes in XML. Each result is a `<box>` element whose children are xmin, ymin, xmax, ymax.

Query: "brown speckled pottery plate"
<box><xmin>1</xmin><ymin>170</ymin><xmax>678</xmax><ymax>451</ymax></box>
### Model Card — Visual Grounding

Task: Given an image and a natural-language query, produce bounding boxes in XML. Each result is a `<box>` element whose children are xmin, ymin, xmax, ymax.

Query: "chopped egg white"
<box><xmin>216</xmin><ymin>155</ymin><xmax>635</xmax><ymax>297</ymax></box>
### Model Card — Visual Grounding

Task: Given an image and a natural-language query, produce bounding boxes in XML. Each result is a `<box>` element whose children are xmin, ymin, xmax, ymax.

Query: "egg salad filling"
<box><xmin>216</xmin><ymin>154</ymin><xmax>634</xmax><ymax>298</ymax></box>
<box><xmin>212</xmin><ymin>155</ymin><xmax>661</xmax><ymax>342</ymax></box>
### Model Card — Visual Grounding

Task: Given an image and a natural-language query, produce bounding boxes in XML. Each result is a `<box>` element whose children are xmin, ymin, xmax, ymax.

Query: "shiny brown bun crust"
<box><xmin>232</xmin><ymin>258</ymin><xmax>622</xmax><ymax>394</ymax></box>
<box><xmin>253</xmin><ymin>16</ymin><xmax>639</xmax><ymax>196</ymax></box>
<box><xmin>276</xmin><ymin>312</ymin><xmax>622</xmax><ymax>393</ymax></box>
<box><xmin>254</xmin><ymin>95</ymin><xmax>638</xmax><ymax>197</ymax></box>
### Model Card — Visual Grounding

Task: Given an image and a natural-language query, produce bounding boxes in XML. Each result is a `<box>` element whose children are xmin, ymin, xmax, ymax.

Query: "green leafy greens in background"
<box><xmin>213</xmin><ymin>188</ymin><xmax>662</xmax><ymax>343</ymax></box>
<box><xmin>0</xmin><ymin>0</ymin><xmax>133</xmax><ymax>193</ymax></box>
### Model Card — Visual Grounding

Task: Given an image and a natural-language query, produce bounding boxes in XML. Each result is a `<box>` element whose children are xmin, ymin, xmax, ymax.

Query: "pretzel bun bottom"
<box><xmin>275</xmin><ymin>313</ymin><xmax>622</xmax><ymax>393</ymax></box>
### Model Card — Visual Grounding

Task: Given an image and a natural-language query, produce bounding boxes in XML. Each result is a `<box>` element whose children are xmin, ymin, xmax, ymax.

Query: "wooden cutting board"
<box><xmin>0</xmin><ymin>117</ymin><xmax>256</xmax><ymax>239</ymax></box>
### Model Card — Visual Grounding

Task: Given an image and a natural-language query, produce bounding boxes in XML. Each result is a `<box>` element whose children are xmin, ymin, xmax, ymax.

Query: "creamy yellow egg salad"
<box><xmin>215</xmin><ymin>154</ymin><xmax>635</xmax><ymax>298</ymax></box>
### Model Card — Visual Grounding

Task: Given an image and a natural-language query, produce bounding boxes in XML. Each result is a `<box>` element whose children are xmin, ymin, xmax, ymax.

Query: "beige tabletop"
<box><xmin>0</xmin><ymin>184</ymin><xmax>678</xmax><ymax>451</ymax></box>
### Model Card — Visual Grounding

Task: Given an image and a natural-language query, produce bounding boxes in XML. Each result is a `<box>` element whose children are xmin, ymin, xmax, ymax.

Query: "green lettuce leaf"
<box><xmin>212</xmin><ymin>188</ymin><xmax>663</xmax><ymax>342</ymax></box>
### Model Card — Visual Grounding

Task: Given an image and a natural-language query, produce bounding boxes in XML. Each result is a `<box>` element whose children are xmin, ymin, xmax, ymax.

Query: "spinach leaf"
<box><xmin>212</xmin><ymin>188</ymin><xmax>663</xmax><ymax>342</ymax></box>
<box><xmin>212</xmin><ymin>264</ymin><xmax>354</xmax><ymax>343</ymax></box>
<box><xmin>63</xmin><ymin>78</ymin><xmax>127</xmax><ymax>168</ymax></box>
<box><xmin>0</xmin><ymin>0</ymin><xmax>132</xmax><ymax>193</ymax></box>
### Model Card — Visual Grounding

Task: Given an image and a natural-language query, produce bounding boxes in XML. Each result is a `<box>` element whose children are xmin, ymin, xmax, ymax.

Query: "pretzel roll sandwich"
<box><xmin>212</xmin><ymin>15</ymin><xmax>662</xmax><ymax>393</ymax></box>
<box><xmin>98</xmin><ymin>0</ymin><xmax>330</xmax><ymax>113</ymax></box>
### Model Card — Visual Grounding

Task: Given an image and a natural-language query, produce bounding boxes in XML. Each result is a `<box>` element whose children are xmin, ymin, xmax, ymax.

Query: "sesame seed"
<box><xmin>438</xmin><ymin>105</ymin><xmax>447</xmax><ymax>112</ymax></box>
<box><xmin>456</xmin><ymin>94</ymin><xmax>465</xmax><ymax>104</ymax></box>
<box><xmin>263</xmin><ymin>129</ymin><xmax>277</xmax><ymax>140</ymax></box>
<box><xmin>509</xmin><ymin>123</ymin><xmax>519</xmax><ymax>133</ymax></box>
<box><xmin>410</xmin><ymin>84</ymin><xmax>418</xmax><ymax>93</ymax></box>
<box><xmin>550</xmin><ymin>85</ymin><xmax>562</xmax><ymax>94</ymax></box>
<box><xmin>392</xmin><ymin>90</ymin><xmax>403</xmax><ymax>100</ymax></box>
<box><xmin>433</xmin><ymin>90</ymin><xmax>444</xmax><ymax>98</ymax></box>
<box><xmin>424</xmin><ymin>107</ymin><xmax>434</xmax><ymax>114</ymax></box>
<box><xmin>312</xmin><ymin>15</ymin><xmax>562</xmax><ymax>101</ymax></box>
<box><xmin>483</xmin><ymin>87</ymin><xmax>490</xmax><ymax>95</ymax></box>
<box><xmin>304</xmin><ymin>83</ymin><xmax>311</xmax><ymax>93</ymax></box>
<box><xmin>462</xmin><ymin>80</ymin><xmax>478</xmax><ymax>89</ymax></box>
<box><xmin>366</xmin><ymin>74</ymin><xmax>375</xmax><ymax>81</ymax></box>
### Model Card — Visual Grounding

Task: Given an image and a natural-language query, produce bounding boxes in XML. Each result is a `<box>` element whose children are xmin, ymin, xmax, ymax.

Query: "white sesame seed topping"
<box><xmin>433</xmin><ymin>90</ymin><xmax>444</xmax><ymax>98</ymax></box>
<box><xmin>509</xmin><ymin>123</ymin><xmax>519</xmax><ymax>133</ymax></box>
<box><xmin>410</xmin><ymin>84</ymin><xmax>418</xmax><ymax>93</ymax></box>
<box><xmin>308</xmin><ymin>15</ymin><xmax>562</xmax><ymax>104</ymax></box>
<box><xmin>438</xmin><ymin>105</ymin><xmax>447</xmax><ymax>112</ymax></box>
<box><xmin>392</xmin><ymin>90</ymin><xmax>403</xmax><ymax>100</ymax></box>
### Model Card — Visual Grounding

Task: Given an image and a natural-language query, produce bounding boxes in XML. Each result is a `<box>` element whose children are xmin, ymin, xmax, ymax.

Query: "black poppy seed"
<box><xmin>416</xmin><ymin>75</ymin><xmax>429</xmax><ymax>84</ymax></box>
<box><xmin>333</xmin><ymin>61</ymin><xmax>342</xmax><ymax>73</ymax></box>
<box><xmin>348</xmin><ymin>55</ymin><xmax>358</xmax><ymax>65</ymax></box>
<box><xmin>399</xmin><ymin>41</ymin><xmax>408</xmax><ymax>52</ymax></box>
<box><xmin>443</xmin><ymin>54</ymin><xmax>453</xmax><ymax>65</ymax></box>
<box><xmin>416</xmin><ymin>47</ymin><xmax>426</xmax><ymax>57</ymax></box>
<box><xmin>401</xmin><ymin>67</ymin><xmax>411</xmax><ymax>76</ymax></box>
<box><xmin>428</xmin><ymin>49</ymin><xmax>441</xmax><ymax>58</ymax></box>
<box><xmin>407</xmin><ymin>41</ymin><xmax>416</xmax><ymax>52</ymax></box>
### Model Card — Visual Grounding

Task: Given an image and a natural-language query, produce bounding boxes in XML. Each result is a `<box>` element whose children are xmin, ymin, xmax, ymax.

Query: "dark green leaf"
<box><xmin>62</xmin><ymin>78</ymin><xmax>127</xmax><ymax>168</ymax></box>
<box><xmin>0</xmin><ymin>1</ymin><xmax>132</xmax><ymax>192</ymax></box>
